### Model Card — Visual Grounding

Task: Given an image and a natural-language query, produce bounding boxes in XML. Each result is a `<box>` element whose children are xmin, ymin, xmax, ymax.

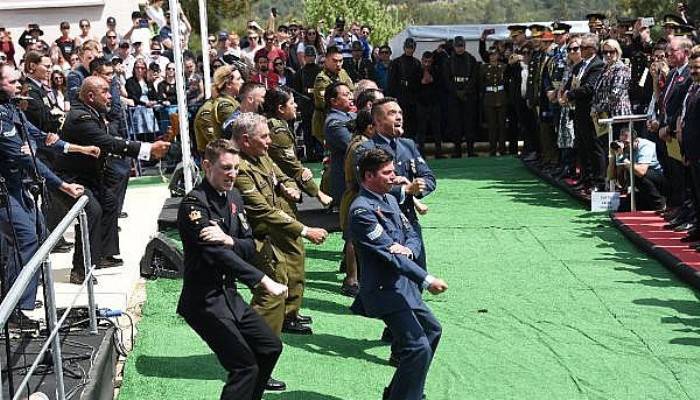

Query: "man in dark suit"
<box><xmin>177</xmin><ymin>139</ymin><xmax>287</xmax><ymax>400</ymax></box>
<box><xmin>564</xmin><ymin>34</ymin><xmax>605</xmax><ymax>190</ymax></box>
<box><xmin>55</xmin><ymin>76</ymin><xmax>170</xmax><ymax>283</ymax></box>
<box><xmin>681</xmin><ymin>52</ymin><xmax>700</xmax><ymax>245</ymax></box>
<box><xmin>349</xmin><ymin>148</ymin><xmax>448</xmax><ymax>400</ymax></box>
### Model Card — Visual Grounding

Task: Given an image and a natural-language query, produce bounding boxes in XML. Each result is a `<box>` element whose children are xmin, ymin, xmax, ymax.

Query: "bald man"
<box><xmin>54</xmin><ymin>76</ymin><xmax>171</xmax><ymax>284</ymax></box>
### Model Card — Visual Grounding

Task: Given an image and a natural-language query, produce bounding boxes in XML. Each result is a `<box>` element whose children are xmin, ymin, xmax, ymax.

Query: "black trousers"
<box><xmin>636</xmin><ymin>167</ymin><xmax>667</xmax><ymax>210</ymax></box>
<box><xmin>447</xmin><ymin>95</ymin><xmax>478</xmax><ymax>155</ymax></box>
<box><xmin>185</xmin><ymin>294</ymin><xmax>282</xmax><ymax>400</ymax></box>
<box><xmin>415</xmin><ymin>102</ymin><xmax>442</xmax><ymax>155</ymax></box>
<box><xmin>52</xmin><ymin>187</ymin><xmax>106</xmax><ymax>274</ymax></box>
<box><xmin>101</xmin><ymin>160</ymin><xmax>129</xmax><ymax>257</ymax></box>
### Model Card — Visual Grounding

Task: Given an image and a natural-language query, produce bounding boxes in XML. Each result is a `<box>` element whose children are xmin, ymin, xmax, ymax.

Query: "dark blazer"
<box><xmin>56</xmin><ymin>100</ymin><xmax>142</xmax><ymax>189</ymax></box>
<box><xmin>349</xmin><ymin>187</ymin><xmax>427</xmax><ymax>318</ymax></box>
<box><xmin>23</xmin><ymin>77</ymin><xmax>60</xmax><ymax>134</ymax></box>
<box><xmin>325</xmin><ymin>108</ymin><xmax>356</xmax><ymax>202</ymax></box>
<box><xmin>125</xmin><ymin>77</ymin><xmax>158</xmax><ymax>106</ymax></box>
<box><xmin>176</xmin><ymin>181</ymin><xmax>263</xmax><ymax>320</ymax></box>
<box><xmin>565</xmin><ymin>56</ymin><xmax>605</xmax><ymax>115</ymax></box>
<box><xmin>681</xmin><ymin>84</ymin><xmax>700</xmax><ymax>160</ymax></box>
<box><xmin>360</xmin><ymin>134</ymin><xmax>437</xmax><ymax>223</ymax></box>
<box><xmin>661</xmin><ymin>65</ymin><xmax>693</xmax><ymax>134</ymax></box>
<box><xmin>345</xmin><ymin>58</ymin><xmax>376</xmax><ymax>83</ymax></box>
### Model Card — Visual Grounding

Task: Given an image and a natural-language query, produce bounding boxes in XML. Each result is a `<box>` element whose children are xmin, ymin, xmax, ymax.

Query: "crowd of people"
<box><xmin>3</xmin><ymin>2</ymin><xmax>700</xmax><ymax>400</ymax></box>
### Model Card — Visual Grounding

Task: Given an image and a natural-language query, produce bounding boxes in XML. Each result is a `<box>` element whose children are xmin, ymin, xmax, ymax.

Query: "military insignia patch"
<box><xmin>189</xmin><ymin>210</ymin><xmax>202</xmax><ymax>222</ymax></box>
<box><xmin>2</xmin><ymin>126</ymin><xmax>16</xmax><ymax>138</ymax></box>
<box><xmin>238</xmin><ymin>212</ymin><xmax>249</xmax><ymax>230</ymax></box>
<box><xmin>367</xmin><ymin>223</ymin><xmax>383</xmax><ymax>240</ymax></box>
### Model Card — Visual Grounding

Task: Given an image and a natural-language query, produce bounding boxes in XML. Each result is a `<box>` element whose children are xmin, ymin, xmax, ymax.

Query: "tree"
<box><xmin>303</xmin><ymin>0</ymin><xmax>405</xmax><ymax>45</ymax></box>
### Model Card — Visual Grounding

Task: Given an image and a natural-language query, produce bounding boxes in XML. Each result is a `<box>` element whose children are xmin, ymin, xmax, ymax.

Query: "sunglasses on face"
<box><xmin>568</xmin><ymin>46</ymin><xmax>580</xmax><ymax>52</ymax></box>
<box><xmin>167</xmin><ymin>67</ymin><xmax>175</xmax><ymax>71</ymax></box>
<box><xmin>602</xmin><ymin>50</ymin><xmax>616</xmax><ymax>55</ymax></box>
<box><xmin>80</xmin><ymin>24</ymin><xmax>90</xmax><ymax>28</ymax></box>
<box><xmin>108</xmin><ymin>35</ymin><xmax>117</xmax><ymax>39</ymax></box>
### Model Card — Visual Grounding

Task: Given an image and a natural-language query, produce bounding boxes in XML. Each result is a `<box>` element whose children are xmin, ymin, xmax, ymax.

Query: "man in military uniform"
<box><xmin>264</xmin><ymin>88</ymin><xmax>333</xmax><ymax>207</ymax></box>
<box><xmin>194</xmin><ymin>65</ymin><xmax>243</xmax><ymax>153</ymax></box>
<box><xmin>231</xmin><ymin>113</ymin><xmax>329</xmax><ymax>338</ymax></box>
<box><xmin>523</xmin><ymin>25</ymin><xmax>546</xmax><ymax>162</ymax></box>
<box><xmin>480</xmin><ymin>47</ymin><xmax>508</xmax><ymax>155</ymax></box>
<box><xmin>442</xmin><ymin>35</ymin><xmax>479</xmax><ymax>157</ymax></box>
<box><xmin>177</xmin><ymin>139</ymin><xmax>287</xmax><ymax>399</ymax></box>
<box><xmin>55</xmin><ymin>76</ymin><xmax>171</xmax><ymax>284</ymax></box>
<box><xmin>586</xmin><ymin>13</ymin><xmax>608</xmax><ymax>37</ymax></box>
<box><xmin>0</xmin><ymin>64</ymin><xmax>87</xmax><ymax>319</ymax></box>
<box><xmin>627</xmin><ymin>19</ymin><xmax>655</xmax><ymax>138</ymax></box>
<box><xmin>311</xmin><ymin>46</ymin><xmax>354</xmax><ymax>145</ymax></box>
<box><xmin>346</xmin><ymin>40</ymin><xmax>376</xmax><ymax>83</ymax></box>
<box><xmin>544</xmin><ymin>22</ymin><xmax>572</xmax><ymax>175</ymax></box>
<box><xmin>416</xmin><ymin>51</ymin><xmax>443</xmax><ymax>157</ymax></box>
<box><xmin>508</xmin><ymin>25</ymin><xmax>529</xmax><ymax>53</ymax></box>
<box><xmin>349</xmin><ymin>148</ymin><xmax>447</xmax><ymax>400</ymax></box>
<box><xmin>291</xmin><ymin>46</ymin><xmax>323</xmax><ymax>161</ymax></box>
<box><xmin>387</xmin><ymin>38</ymin><xmax>421</xmax><ymax>142</ymax></box>
<box><xmin>357</xmin><ymin>98</ymin><xmax>436</xmax><ymax>270</ymax></box>
<box><xmin>536</xmin><ymin>30</ymin><xmax>559</xmax><ymax>169</ymax></box>
<box><xmin>505</xmin><ymin>26</ymin><xmax>530</xmax><ymax>155</ymax></box>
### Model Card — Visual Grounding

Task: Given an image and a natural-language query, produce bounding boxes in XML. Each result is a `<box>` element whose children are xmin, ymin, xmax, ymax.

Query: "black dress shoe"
<box><xmin>265</xmin><ymin>377</ymin><xmax>286</xmax><ymax>391</ymax></box>
<box><xmin>295</xmin><ymin>314</ymin><xmax>313</xmax><ymax>324</ymax></box>
<box><xmin>8</xmin><ymin>310</ymin><xmax>40</xmax><ymax>331</ymax></box>
<box><xmin>70</xmin><ymin>271</ymin><xmax>98</xmax><ymax>285</ymax></box>
<box><xmin>389</xmin><ymin>352</ymin><xmax>399</xmax><ymax>367</ymax></box>
<box><xmin>340</xmin><ymin>282</ymin><xmax>359</xmax><ymax>297</ymax></box>
<box><xmin>675</xmin><ymin>222</ymin><xmax>695</xmax><ymax>232</ymax></box>
<box><xmin>681</xmin><ymin>230</ymin><xmax>700</xmax><ymax>242</ymax></box>
<box><xmin>51</xmin><ymin>239</ymin><xmax>74</xmax><ymax>254</ymax></box>
<box><xmin>97</xmin><ymin>256</ymin><xmax>124</xmax><ymax>269</ymax></box>
<box><xmin>119</xmin><ymin>212</ymin><xmax>128</xmax><ymax>218</ymax></box>
<box><xmin>282</xmin><ymin>319</ymin><xmax>313</xmax><ymax>335</ymax></box>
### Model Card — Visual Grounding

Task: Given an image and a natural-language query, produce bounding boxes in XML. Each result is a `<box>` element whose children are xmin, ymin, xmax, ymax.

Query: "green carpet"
<box><xmin>119</xmin><ymin>157</ymin><xmax>700</xmax><ymax>400</ymax></box>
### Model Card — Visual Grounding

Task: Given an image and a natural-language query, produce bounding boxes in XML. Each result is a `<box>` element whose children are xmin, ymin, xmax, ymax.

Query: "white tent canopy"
<box><xmin>388</xmin><ymin>21</ymin><xmax>590</xmax><ymax>57</ymax></box>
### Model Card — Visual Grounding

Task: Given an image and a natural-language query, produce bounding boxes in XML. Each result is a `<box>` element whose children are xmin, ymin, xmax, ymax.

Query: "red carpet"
<box><xmin>611</xmin><ymin>211</ymin><xmax>700</xmax><ymax>288</ymax></box>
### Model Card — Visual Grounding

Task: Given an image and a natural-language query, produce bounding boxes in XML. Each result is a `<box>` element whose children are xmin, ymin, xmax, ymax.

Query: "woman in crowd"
<box><xmin>49</xmin><ymin>46</ymin><xmax>71</xmax><ymax>74</ymax></box>
<box><xmin>158</xmin><ymin>62</ymin><xmax>178</xmax><ymax>105</ymax></box>
<box><xmin>145</xmin><ymin>0</ymin><xmax>167</xmax><ymax>30</ymax></box>
<box><xmin>592</xmin><ymin>38</ymin><xmax>632</xmax><ymax>120</ymax></box>
<box><xmin>49</xmin><ymin>69</ymin><xmax>69</xmax><ymax>113</ymax></box>
<box><xmin>75</xmin><ymin>19</ymin><xmax>98</xmax><ymax>47</ymax></box>
<box><xmin>126</xmin><ymin>58</ymin><xmax>158</xmax><ymax>107</ymax></box>
<box><xmin>273</xmin><ymin>58</ymin><xmax>294</xmax><ymax>87</ymax></box>
<box><xmin>69</xmin><ymin>53</ymin><xmax>80</xmax><ymax>70</ymax></box>
<box><xmin>556</xmin><ymin>35</ymin><xmax>582</xmax><ymax>179</ymax></box>
<box><xmin>297</xmin><ymin>28</ymin><xmax>325</xmax><ymax>64</ymax></box>
<box><xmin>126</xmin><ymin>58</ymin><xmax>159</xmax><ymax>136</ymax></box>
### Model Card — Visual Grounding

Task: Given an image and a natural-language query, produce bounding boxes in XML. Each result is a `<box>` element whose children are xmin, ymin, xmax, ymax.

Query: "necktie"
<box><xmin>662</xmin><ymin>69</ymin><xmax>678</xmax><ymax>113</ymax></box>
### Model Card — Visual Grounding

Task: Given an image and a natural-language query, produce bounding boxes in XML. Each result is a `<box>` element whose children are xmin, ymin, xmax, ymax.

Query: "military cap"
<box><xmin>351</xmin><ymin>41</ymin><xmax>363</xmax><ymax>51</ymax></box>
<box><xmin>551</xmin><ymin>22</ymin><xmax>571</xmax><ymax>34</ymax></box>
<box><xmin>529</xmin><ymin>24</ymin><xmax>546</xmax><ymax>37</ymax></box>
<box><xmin>674</xmin><ymin>24</ymin><xmax>696</xmax><ymax>36</ymax></box>
<box><xmin>304</xmin><ymin>45</ymin><xmax>317</xmax><ymax>57</ymax></box>
<box><xmin>586</xmin><ymin>13</ymin><xmax>607</xmax><ymax>24</ymax></box>
<box><xmin>335</xmin><ymin>16</ymin><xmax>346</xmax><ymax>27</ymax></box>
<box><xmin>404</xmin><ymin>37</ymin><xmax>417</xmax><ymax>48</ymax></box>
<box><xmin>663</xmin><ymin>14</ymin><xmax>684</xmax><ymax>27</ymax></box>
<box><xmin>507</xmin><ymin>25</ymin><xmax>527</xmax><ymax>37</ymax></box>
<box><xmin>453</xmin><ymin>36</ymin><xmax>466</xmax><ymax>46</ymax></box>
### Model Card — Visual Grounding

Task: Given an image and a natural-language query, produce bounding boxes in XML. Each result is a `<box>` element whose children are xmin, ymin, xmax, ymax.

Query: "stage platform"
<box><xmin>1</xmin><ymin>326</ymin><xmax>116</xmax><ymax>400</ymax></box>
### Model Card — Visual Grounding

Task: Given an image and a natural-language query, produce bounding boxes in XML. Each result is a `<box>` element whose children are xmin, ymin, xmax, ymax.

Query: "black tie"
<box><xmin>390</xmin><ymin>139</ymin><xmax>397</xmax><ymax>153</ymax></box>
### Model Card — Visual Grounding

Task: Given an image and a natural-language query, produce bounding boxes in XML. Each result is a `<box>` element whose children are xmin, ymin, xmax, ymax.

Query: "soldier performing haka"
<box><xmin>177</xmin><ymin>139</ymin><xmax>286</xmax><ymax>400</ymax></box>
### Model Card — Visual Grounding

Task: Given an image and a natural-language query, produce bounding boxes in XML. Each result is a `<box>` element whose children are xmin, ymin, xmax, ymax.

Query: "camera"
<box><xmin>139</xmin><ymin>19</ymin><xmax>149</xmax><ymax>29</ymax></box>
<box><xmin>610</xmin><ymin>140</ymin><xmax>624</xmax><ymax>151</ymax></box>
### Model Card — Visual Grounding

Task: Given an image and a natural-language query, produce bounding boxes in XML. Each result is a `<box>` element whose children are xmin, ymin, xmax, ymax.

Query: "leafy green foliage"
<box><xmin>303</xmin><ymin>0</ymin><xmax>405</xmax><ymax>45</ymax></box>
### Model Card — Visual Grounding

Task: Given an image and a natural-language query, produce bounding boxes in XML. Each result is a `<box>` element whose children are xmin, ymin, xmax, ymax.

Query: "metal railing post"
<box><xmin>78</xmin><ymin>211</ymin><xmax>98</xmax><ymax>335</ymax></box>
<box><xmin>42</xmin><ymin>259</ymin><xmax>66</xmax><ymax>400</ymax></box>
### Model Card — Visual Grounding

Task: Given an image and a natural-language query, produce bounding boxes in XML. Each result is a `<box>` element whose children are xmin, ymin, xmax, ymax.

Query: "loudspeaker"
<box><xmin>140</xmin><ymin>233</ymin><xmax>184</xmax><ymax>279</ymax></box>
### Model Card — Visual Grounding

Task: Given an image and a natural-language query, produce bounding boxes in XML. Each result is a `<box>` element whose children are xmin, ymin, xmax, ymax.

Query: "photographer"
<box><xmin>610</xmin><ymin>128</ymin><xmax>666</xmax><ymax>211</ymax></box>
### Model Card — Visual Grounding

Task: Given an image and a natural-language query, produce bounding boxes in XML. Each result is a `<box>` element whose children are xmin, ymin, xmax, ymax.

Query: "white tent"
<box><xmin>388</xmin><ymin>21</ymin><xmax>590</xmax><ymax>58</ymax></box>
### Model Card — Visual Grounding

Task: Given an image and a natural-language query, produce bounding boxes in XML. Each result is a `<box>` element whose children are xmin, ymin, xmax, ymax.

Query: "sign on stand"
<box><xmin>591</xmin><ymin>191</ymin><xmax>621</xmax><ymax>212</ymax></box>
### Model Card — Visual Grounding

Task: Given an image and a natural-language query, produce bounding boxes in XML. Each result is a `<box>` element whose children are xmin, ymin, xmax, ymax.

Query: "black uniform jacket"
<box><xmin>56</xmin><ymin>100</ymin><xmax>141</xmax><ymax>189</ymax></box>
<box><xmin>176</xmin><ymin>180</ymin><xmax>264</xmax><ymax>321</ymax></box>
